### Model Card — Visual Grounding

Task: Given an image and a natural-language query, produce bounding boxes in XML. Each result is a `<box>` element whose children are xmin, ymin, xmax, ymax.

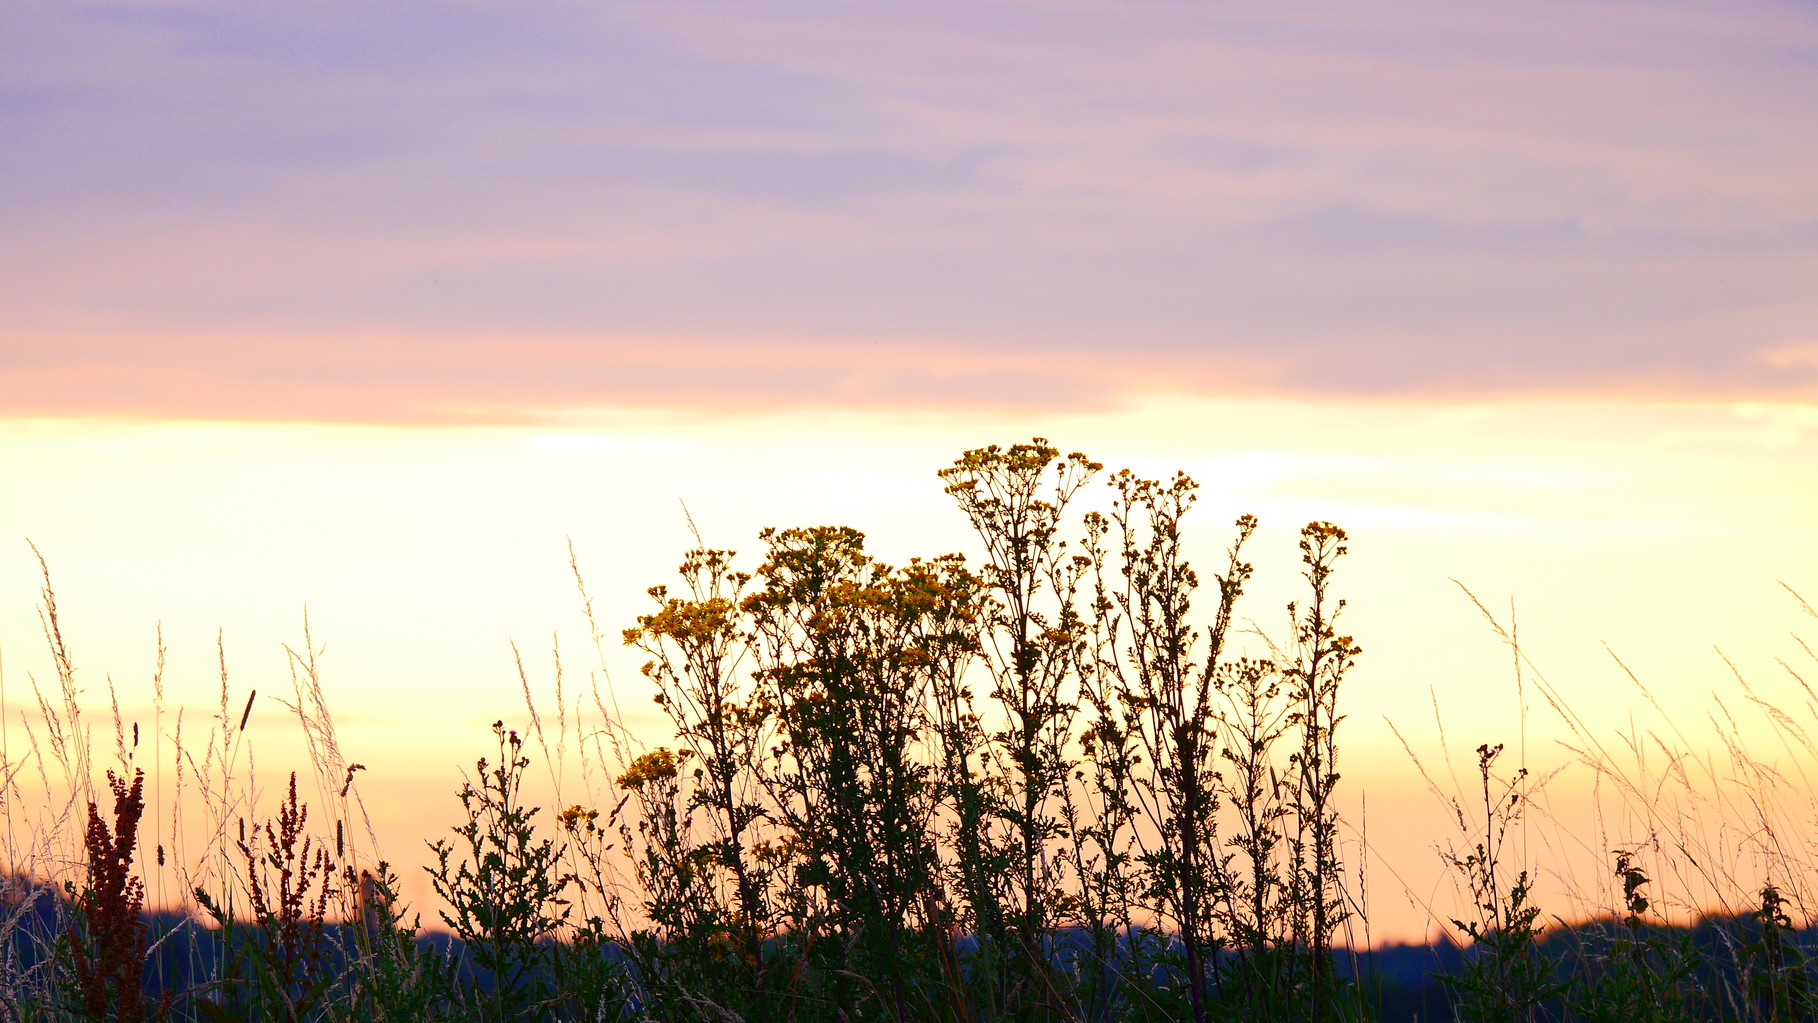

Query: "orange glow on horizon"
<box><xmin>3</xmin><ymin>395</ymin><xmax>1816</xmax><ymax>943</ymax></box>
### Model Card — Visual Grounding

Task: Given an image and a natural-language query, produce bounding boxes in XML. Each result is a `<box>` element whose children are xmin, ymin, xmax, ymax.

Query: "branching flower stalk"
<box><xmin>1286</xmin><ymin>521</ymin><xmax>1359</xmax><ymax>1016</ymax></box>
<box><xmin>63</xmin><ymin>768</ymin><xmax>149</xmax><ymax>1021</ymax></box>
<box><xmin>624</xmin><ymin>546</ymin><xmax>771</xmax><ymax>970</ymax></box>
<box><xmin>195</xmin><ymin>772</ymin><xmax>339</xmax><ymax>1022</ymax></box>
<box><xmin>940</xmin><ymin>439</ymin><xmax>1099</xmax><ymax>1016</ymax></box>
<box><xmin>427</xmin><ymin>721</ymin><xmax>572</xmax><ymax>1019</ymax></box>
<box><xmin>1087</xmin><ymin>471</ymin><xmax>1236</xmax><ymax>1023</ymax></box>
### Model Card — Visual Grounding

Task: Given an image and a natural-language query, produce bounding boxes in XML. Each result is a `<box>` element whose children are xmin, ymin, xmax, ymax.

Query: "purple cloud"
<box><xmin>3</xmin><ymin>0</ymin><xmax>1816</xmax><ymax>421</ymax></box>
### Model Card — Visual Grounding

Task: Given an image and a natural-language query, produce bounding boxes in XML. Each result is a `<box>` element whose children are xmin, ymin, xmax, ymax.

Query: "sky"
<box><xmin>3</xmin><ymin>0</ymin><xmax>1818</xmax><ymax>944</ymax></box>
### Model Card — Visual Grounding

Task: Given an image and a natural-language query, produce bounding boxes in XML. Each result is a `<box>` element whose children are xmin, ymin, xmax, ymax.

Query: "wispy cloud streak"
<box><xmin>3</xmin><ymin>0</ymin><xmax>1815</xmax><ymax>420</ymax></box>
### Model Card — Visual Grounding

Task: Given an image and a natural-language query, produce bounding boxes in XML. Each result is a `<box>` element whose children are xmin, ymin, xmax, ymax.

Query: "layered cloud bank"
<box><xmin>4</xmin><ymin>1</ymin><xmax>1816</xmax><ymax>420</ymax></box>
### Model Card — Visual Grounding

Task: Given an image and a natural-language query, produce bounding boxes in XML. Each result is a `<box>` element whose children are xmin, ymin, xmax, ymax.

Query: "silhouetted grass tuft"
<box><xmin>1</xmin><ymin>439</ymin><xmax>1813</xmax><ymax>1021</ymax></box>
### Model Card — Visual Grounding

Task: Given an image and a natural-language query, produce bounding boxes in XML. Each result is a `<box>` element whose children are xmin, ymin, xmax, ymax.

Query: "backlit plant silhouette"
<box><xmin>4</xmin><ymin>438</ymin><xmax>1814</xmax><ymax>1022</ymax></box>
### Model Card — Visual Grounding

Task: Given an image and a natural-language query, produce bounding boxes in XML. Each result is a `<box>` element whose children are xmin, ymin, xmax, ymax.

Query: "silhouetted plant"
<box><xmin>745</xmin><ymin>525</ymin><xmax>980</xmax><ymax>1022</ymax></box>
<box><xmin>1283</xmin><ymin>521</ymin><xmax>1359</xmax><ymax>1016</ymax></box>
<box><xmin>940</xmin><ymin>440</ymin><xmax>1099</xmax><ymax>1019</ymax></box>
<box><xmin>603</xmin><ymin>441</ymin><xmax>1375</xmax><ymax>1023</ymax></box>
<box><xmin>1741</xmin><ymin>883</ymin><xmax>1814</xmax><ymax>1022</ymax></box>
<box><xmin>613</xmin><ymin>743</ymin><xmax>751</xmax><ymax>1019</ymax></box>
<box><xmin>341</xmin><ymin>861</ymin><xmax>461</xmax><ymax>1022</ymax></box>
<box><xmin>428</xmin><ymin>721</ymin><xmax>573</xmax><ymax>1019</ymax></box>
<box><xmin>193</xmin><ymin>772</ymin><xmax>338</xmax><ymax>1022</ymax></box>
<box><xmin>60</xmin><ymin>768</ymin><xmax>150</xmax><ymax>1021</ymax></box>
<box><xmin>1081</xmin><ymin>470</ymin><xmax>1234</xmax><ymax>1023</ymax></box>
<box><xmin>1564</xmin><ymin>850</ymin><xmax>1698</xmax><ymax>1023</ymax></box>
<box><xmin>47</xmin><ymin>439</ymin><xmax>1813</xmax><ymax>1023</ymax></box>
<box><xmin>1440</xmin><ymin>743</ymin><xmax>1559</xmax><ymax>1023</ymax></box>
<box><xmin>1073</xmin><ymin>461</ymin><xmax>1364</xmax><ymax>1023</ymax></box>
<box><xmin>623</xmin><ymin>544</ymin><xmax>772</xmax><ymax>1009</ymax></box>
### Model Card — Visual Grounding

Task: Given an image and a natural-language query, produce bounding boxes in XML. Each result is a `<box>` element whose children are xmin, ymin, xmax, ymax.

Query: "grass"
<box><xmin>0</xmin><ymin>438</ymin><xmax>1814</xmax><ymax>1021</ymax></box>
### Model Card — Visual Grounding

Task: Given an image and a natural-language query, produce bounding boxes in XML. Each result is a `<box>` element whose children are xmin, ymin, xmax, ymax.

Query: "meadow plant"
<box><xmin>60</xmin><ymin>768</ymin><xmax>150</xmax><ymax>1021</ymax></box>
<box><xmin>1438</xmin><ymin>743</ymin><xmax>1559</xmax><ymax>1023</ymax></box>
<box><xmin>1560</xmin><ymin>851</ymin><xmax>1699</xmax><ymax>1023</ymax></box>
<box><xmin>8</xmin><ymin>438</ymin><xmax>1818</xmax><ymax>1023</ymax></box>
<box><xmin>1738</xmin><ymin>883</ymin><xmax>1815</xmax><ymax>1022</ymax></box>
<box><xmin>940</xmin><ymin>442</ymin><xmax>1098</xmax><ymax>1016</ymax></box>
<box><xmin>192</xmin><ymin>772</ymin><xmax>338</xmax><ymax>1022</ymax></box>
<box><xmin>608</xmin><ymin>440</ymin><xmax>1370</xmax><ymax>1022</ymax></box>
<box><xmin>428</xmin><ymin>721</ymin><xmax>573</xmax><ymax>1019</ymax></box>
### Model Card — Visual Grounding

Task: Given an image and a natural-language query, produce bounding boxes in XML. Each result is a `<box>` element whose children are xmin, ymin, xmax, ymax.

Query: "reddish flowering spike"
<box><xmin>69</xmin><ymin>769</ymin><xmax>148</xmax><ymax>1019</ymax></box>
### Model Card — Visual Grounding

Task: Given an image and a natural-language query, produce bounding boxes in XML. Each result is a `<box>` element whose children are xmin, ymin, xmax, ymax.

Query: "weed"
<box><xmin>428</xmin><ymin>721</ymin><xmax>574</xmax><ymax>1019</ymax></box>
<box><xmin>6</xmin><ymin>439</ymin><xmax>1816</xmax><ymax>1023</ymax></box>
<box><xmin>60</xmin><ymin>769</ymin><xmax>149</xmax><ymax>1021</ymax></box>
<box><xmin>193</xmin><ymin>772</ymin><xmax>337</xmax><ymax>1022</ymax></box>
<box><xmin>1439</xmin><ymin>743</ymin><xmax>1558</xmax><ymax>1023</ymax></box>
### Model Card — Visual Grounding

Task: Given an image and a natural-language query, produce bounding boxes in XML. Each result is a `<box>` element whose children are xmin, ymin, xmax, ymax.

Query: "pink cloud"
<box><xmin>4</xmin><ymin>0</ymin><xmax>1817</xmax><ymax>421</ymax></box>
<box><xmin>7</xmin><ymin>326</ymin><xmax>1814</xmax><ymax>426</ymax></box>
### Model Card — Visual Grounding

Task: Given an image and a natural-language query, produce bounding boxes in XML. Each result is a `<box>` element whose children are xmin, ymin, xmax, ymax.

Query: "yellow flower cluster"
<box><xmin>616</xmin><ymin>747</ymin><xmax>686</xmax><ymax>790</ymax></box>
<box><xmin>557</xmin><ymin>804</ymin><xmax>599</xmax><ymax>831</ymax></box>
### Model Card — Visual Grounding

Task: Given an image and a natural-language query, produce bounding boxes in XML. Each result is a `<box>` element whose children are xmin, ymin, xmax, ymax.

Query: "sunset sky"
<box><xmin>4</xmin><ymin>0</ymin><xmax>1817</xmax><ymax>942</ymax></box>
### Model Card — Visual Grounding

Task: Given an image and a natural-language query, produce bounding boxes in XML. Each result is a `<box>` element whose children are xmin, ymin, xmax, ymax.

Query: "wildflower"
<box><xmin>558</xmin><ymin>805</ymin><xmax>600</xmax><ymax>831</ymax></box>
<box><xmin>617</xmin><ymin>748</ymin><xmax>684</xmax><ymax>790</ymax></box>
<box><xmin>67</xmin><ymin>770</ymin><xmax>148</xmax><ymax>1020</ymax></box>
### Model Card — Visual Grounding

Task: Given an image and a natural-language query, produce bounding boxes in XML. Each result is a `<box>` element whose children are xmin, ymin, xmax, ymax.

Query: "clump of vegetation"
<box><xmin>0</xmin><ymin>439</ymin><xmax>1815</xmax><ymax>1021</ymax></box>
<box><xmin>59</xmin><ymin>769</ymin><xmax>150</xmax><ymax>1022</ymax></box>
<box><xmin>427</xmin><ymin>721</ymin><xmax>573</xmax><ymax>1019</ymax></box>
<box><xmin>1437</xmin><ymin>742</ymin><xmax>1559</xmax><ymax>1023</ymax></box>
<box><xmin>193</xmin><ymin>771</ymin><xmax>339</xmax><ymax>1021</ymax></box>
